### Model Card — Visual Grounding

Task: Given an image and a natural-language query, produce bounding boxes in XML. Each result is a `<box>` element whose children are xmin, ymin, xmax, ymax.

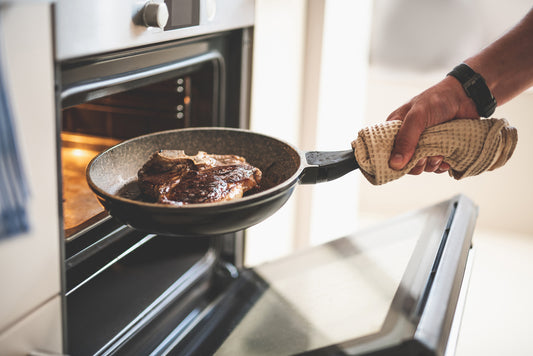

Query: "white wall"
<box><xmin>361</xmin><ymin>0</ymin><xmax>533</xmax><ymax>236</ymax></box>
<box><xmin>246</xmin><ymin>0</ymin><xmax>372</xmax><ymax>266</ymax></box>
<box><xmin>362</xmin><ymin>69</ymin><xmax>533</xmax><ymax>236</ymax></box>
<box><xmin>301</xmin><ymin>0</ymin><xmax>372</xmax><ymax>247</ymax></box>
<box><xmin>364</xmin><ymin>4</ymin><xmax>533</xmax><ymax>354</ymax></box>
<box><xmin>245</xmin><ymin>0</ymin><xmax>307</xmax><ymax>266</ymax></box>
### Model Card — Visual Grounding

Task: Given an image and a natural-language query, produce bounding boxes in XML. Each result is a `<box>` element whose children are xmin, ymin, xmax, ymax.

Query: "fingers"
<box><xmin>386</xmin><ymin>78</ymin><xmax>469</xmax><ymax>174</ymax></box>
<box><xmin>436</xmin><ymin>161</ymin><xmax>450</xmax><ymax>173</ymax></box>
<box><xmin>386</xmin><ymin>104</ymin><xmax>411</xmax><ymax>122</ymax></box>
<box><xmin>425</xmin><ymin>156</ymin><xmax>443</xmax><ymax>173</ymax></box>
<box><xmin>408</xmin><ymin>156</ymin><xmax>450</xmax><ymax>175</ymax></box>
<box><xmin>408</xmin><ymin>158</ymin><xmax>427</xmax><ymax>175</ymax></box>
<box><xmin>389</xmin><ymin>109</ymin><xmax>427</xmax><ymax>170</ymax></box>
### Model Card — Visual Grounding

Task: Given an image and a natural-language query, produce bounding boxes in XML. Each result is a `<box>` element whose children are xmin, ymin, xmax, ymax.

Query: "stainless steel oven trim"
<box><xmin>55</xmin><ymin>0</ymin><xmax>255</xmax><ymax>61</ymax></box>
<box><xmin>238</xmin><ymin>27</ymin><xmax>253</xmax><ymax>130</ymax></box>
<box><xmin>415</xmin><ymin>194</ymin><xmax>478</xmax><ymax>355</ymax></box>
<box><xmin>444</xmin><ymin>247</ymin><xmax>475</xmax><ymax>356</ymax></box>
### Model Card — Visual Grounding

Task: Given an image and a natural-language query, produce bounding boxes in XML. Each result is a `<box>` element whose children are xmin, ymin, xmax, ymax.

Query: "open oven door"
<box><xmin>161</xmin><ymin>194</ymin><xmax>476</xmax><ymax>356</ymax></box>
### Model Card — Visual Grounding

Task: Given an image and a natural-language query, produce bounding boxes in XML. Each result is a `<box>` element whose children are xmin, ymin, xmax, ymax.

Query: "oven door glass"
<box><xmin>163</xmin><ymin>195</ymin><xmax>476</xmax><ymax>356</ymax></box>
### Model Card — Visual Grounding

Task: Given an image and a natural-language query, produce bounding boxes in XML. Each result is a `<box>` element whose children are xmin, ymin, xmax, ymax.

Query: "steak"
<box><xmin>138</xmin><ymin>150</ymin><xmax>262</xmax><ymax>205</ymax></box>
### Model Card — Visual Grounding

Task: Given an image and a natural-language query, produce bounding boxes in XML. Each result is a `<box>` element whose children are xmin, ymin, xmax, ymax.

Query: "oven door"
<box><xmin>158</xmin><ymin>194</ymin><xmax>476</xmax><ymax>356</ymax></box>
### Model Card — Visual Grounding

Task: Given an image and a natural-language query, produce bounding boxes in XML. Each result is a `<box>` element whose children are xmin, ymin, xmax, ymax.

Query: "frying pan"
<box><xmin>86</xmin><ymin>127</ymin><xmax>358</xmax><ymax>236</ymax></box>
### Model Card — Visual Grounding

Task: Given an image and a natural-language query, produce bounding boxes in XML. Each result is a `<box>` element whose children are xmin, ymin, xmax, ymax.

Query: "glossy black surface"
<box><xmin>175</xmin><ymin>195</ymin><xmax>477</xmax><ymax>356</ymax></box>
<box><xmin>66</xmin><ymin>233</ymin><xmax>213</xmax><ymax>355</ymax></box>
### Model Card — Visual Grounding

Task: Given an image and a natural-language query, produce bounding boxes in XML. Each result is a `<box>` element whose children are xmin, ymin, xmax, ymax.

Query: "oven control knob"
<box><xmin>142</xmin><ymin>2</ymin><xmax>169</xmax><ymax>29</ymax></box>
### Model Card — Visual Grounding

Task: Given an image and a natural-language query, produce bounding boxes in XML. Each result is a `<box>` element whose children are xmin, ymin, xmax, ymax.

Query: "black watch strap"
<box><xmin>447</xmin><ymin>63</ymin><xmax>497</xmax><ymax>117</ymax></box>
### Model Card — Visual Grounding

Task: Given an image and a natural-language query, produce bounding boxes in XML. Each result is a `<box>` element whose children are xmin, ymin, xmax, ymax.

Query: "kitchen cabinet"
<box><xmin>0</xmin><ymin>2</ymin><xmax>62</xmax><ymax>354</ymax></box>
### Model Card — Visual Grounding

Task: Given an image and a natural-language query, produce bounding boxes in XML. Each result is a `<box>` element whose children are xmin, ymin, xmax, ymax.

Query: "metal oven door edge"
<box><xmin>443</xmin><ymin>247</ymin><xmax>475</xmax><ymax>356</ymax></box>
<box><xmin>414</xmin><ymin>194</ymin><xmax>478</xmax><ymax>355</ymax></box>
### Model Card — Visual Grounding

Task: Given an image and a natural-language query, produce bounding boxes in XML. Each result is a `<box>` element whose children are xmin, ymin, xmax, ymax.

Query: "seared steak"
<box><xmin>138</xmin><ymin>150</ymin><xmax>262</xmax><ymax>205</ymax></box>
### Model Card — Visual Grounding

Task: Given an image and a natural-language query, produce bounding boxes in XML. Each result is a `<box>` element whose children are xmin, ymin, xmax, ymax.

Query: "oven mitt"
<box><xmin>352</xmin><ymin>118</ymin><xmax>518</xmax><ymax>185</ymax></box>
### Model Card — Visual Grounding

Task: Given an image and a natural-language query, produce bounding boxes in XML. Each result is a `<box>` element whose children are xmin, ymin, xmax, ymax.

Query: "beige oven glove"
<box><xmin>352</xmin><ymin>118</ymin><xmax>517</xmax><ymax>185</ymax></box>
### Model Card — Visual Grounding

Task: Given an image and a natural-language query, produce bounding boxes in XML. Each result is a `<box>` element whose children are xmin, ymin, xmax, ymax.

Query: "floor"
<box><xmin>455</xmin><ymin>229</ymin><xmax>533</xmax><ymax>355</ymax></box>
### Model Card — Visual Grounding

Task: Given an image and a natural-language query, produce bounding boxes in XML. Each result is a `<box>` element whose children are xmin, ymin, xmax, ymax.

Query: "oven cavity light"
<box><xmin>71</xmin><ymin>148</ymin><xmax>90</xmax><ymax>159</ymax></box>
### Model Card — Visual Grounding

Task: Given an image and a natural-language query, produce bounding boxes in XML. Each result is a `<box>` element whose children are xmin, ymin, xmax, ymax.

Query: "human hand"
<box><xmin>387</xmin><ymin>75</ymin><xmax>479</xmax><ymax>174</ymax></box>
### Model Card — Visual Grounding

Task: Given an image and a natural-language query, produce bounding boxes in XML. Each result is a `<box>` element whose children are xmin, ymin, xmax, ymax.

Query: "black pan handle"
<box><xmin>299</xmin><ymin>149</ymin><xmax>359</xmax><ymax>184</ymax></box>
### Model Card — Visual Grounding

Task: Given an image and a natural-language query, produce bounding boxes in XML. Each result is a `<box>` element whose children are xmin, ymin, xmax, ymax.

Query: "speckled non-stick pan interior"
<box><xmin>88</xmin><ymin>127</ymin><xmax>302</xmax><ymax>203</ymax></box>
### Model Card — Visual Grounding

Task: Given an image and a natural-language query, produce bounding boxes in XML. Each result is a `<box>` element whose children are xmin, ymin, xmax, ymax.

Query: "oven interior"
<box><xmin>60</xmin><ymin>31</ymin><xmax>249</xmax><ymax>355</ymax></box>
<box><xmin>61</xmin><ymin>67</ymin><xmax>215</xmax><ymax>239</ymax></box>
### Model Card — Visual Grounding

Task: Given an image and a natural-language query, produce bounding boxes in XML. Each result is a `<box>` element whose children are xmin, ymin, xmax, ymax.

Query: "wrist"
<box><xmin>442</xmin><ymin>75</ymin><xmax>478</xmax><ymax>117</ymax></box>
<box><xmin>447</xmin><ymin>63</ymin><xmax>497</xmax><ymax>117</ymax></box>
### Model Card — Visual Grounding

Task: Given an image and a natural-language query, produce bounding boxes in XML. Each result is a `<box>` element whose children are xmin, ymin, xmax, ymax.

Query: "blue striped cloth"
<box><xmin>0</xmin><ymin>29</ymin><xmax>29</xmax><ymax>240</ymax></box>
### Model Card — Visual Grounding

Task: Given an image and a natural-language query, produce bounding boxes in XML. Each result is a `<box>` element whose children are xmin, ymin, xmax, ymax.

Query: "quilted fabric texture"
<box><xmin>352</xmin><ymin>118</ymin><xmax>518</xmax><ymax>185</ymax></box>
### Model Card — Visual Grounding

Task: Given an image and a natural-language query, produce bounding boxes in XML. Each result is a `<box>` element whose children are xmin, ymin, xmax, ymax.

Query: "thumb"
<box><xmin>389</xmin><ymin>117</ymin><xmax>426</xmax><ymax>170</ymax></box>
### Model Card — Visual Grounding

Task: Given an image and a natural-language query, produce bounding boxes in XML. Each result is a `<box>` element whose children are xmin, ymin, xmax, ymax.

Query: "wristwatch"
<box><xmin>447</xmin><ymin>63</ymin><xmax>497</xmax><ymax>117</ymax></box>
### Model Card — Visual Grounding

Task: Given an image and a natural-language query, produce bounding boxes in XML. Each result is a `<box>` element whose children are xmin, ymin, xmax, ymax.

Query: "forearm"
<box><xmin>388</xmin><ymin>8</ymin><xmax>533</xmax><ymax>171</ymax></box>
<box><xmin>465</xmin><ymin>7</ymin><xmax>533</xmax><ymax>106</ymax></box>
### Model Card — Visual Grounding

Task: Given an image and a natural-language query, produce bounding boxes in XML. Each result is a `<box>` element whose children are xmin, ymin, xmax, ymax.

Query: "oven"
<box><xmin>55</xmin><ymin>1</ymin><xmax>253</xmax><ymax>354</ymax></box>
<box><xmin>0</xmin><ymin>1</ymin><xmax>477</xmax><ymax>355</ymax></box>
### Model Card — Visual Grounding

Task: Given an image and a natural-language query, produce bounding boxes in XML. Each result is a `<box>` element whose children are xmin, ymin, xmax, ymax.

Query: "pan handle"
<box><xmin>299</xmin><ymin>150</ymin><xmax>359</xmax><ymax>184</ymax></box>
